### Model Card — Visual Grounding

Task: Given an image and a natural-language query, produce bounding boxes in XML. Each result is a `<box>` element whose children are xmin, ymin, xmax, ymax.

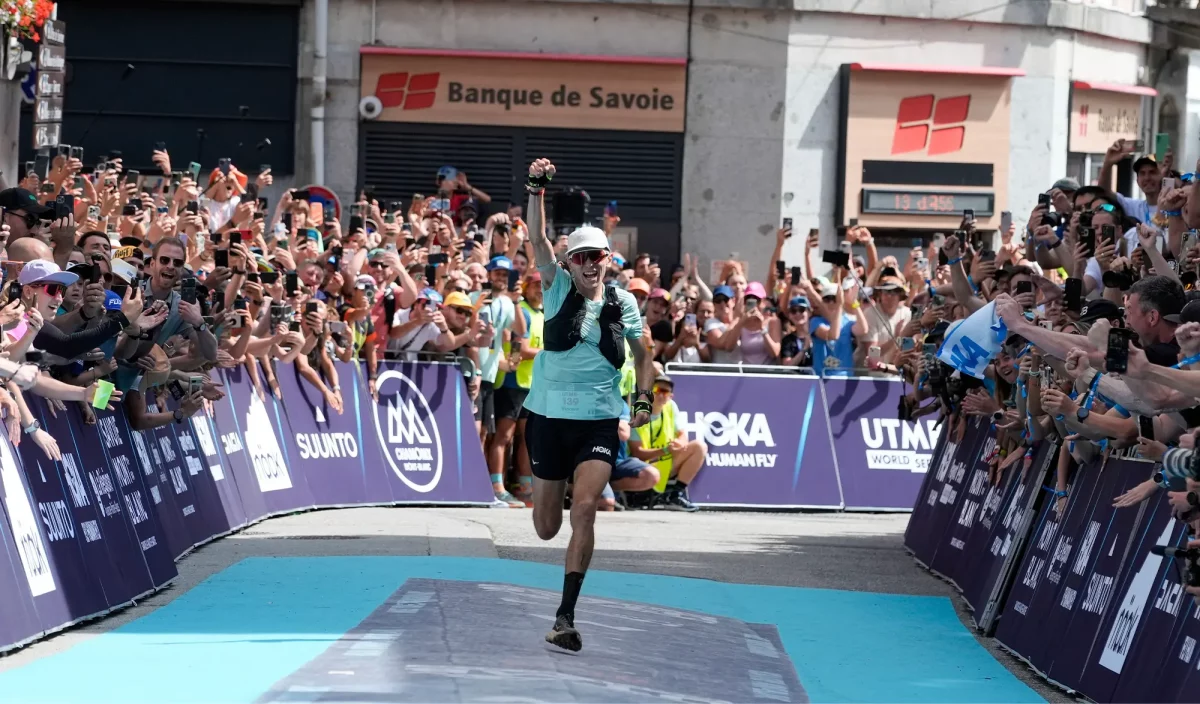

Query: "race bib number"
<box><xmin>542</xmin><ymin>382</ymin><xmax>606</xmax><ymax>418</ymax></box>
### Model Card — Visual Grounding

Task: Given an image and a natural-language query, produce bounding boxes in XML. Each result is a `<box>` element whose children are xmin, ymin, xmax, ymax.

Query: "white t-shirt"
<box><xmin>388</xmin><ymin>307</ymin><xmax>441</xmax><ymax>360</ymax></box>
<box><xmin>863</xmin><ymin>304</ymin><xmax>911</xmax><ymax>345</ymax></box>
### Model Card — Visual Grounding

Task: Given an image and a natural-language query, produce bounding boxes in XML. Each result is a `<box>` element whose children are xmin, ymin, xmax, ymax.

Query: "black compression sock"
<box><xmin>557</xmin><ymin>571</ymin><xmax>585</xmax><ymax>619</ymax></box>
<box><xmin>674</xmin><ymin>479</ymin><xmax>688</xmax><ymax>490</ymax></box>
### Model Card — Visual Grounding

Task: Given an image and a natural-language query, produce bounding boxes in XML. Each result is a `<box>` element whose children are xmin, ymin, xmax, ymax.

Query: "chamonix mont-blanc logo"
<box><xmin>245</xmin><ymin>392</ymin><xmax>292</xmax><ymax>492</ymax></box>
<box><xmin>372</xmin><ymin>369</ymin><xmax>443</xmax><ymax>493</ymax></box>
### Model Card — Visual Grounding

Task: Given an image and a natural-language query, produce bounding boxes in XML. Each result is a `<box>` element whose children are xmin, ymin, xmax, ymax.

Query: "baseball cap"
<box><xmin>875</xmin><ymin>275</ymin><xmax>908</xmax><ymax>292</ymax></box>
<box><xmin>417</xmin><ymin>287</ymin><xmax>443</xmax><ymax>304</ymax></box>
<box><xmin>649</xmin><ymin>287</ymin><xmax>670</xmax><ymax>301</ymax></box>
<box><xmin>1078</xmin><ymin>299</ymin><xmax>1124</xmax><ymax>324</ymax></box>
<box><xmin>486</xmin><ymin>256</ymin><xmax>512</xmax><ymax>272</ymax></box>
<box><xmin>436</xmin><ymin>165</ymin><xmax>457</xmax><ymax>180</ymax></box>
<box><xmin>457</xmin><ymin>198</ymin><xmax>479</xmax><ymax>214</ymax></box>
<box><xmin>110</xmin><ymin>258</ymin><xmax>138</xmax><ymax>284</ymax></box>
<box><xmin>814</xmin><ymin>276</ymin><xmax>838</xmax><ymax>298</ymax></box>
<box><xmin>354</xmin><ymin>274</ymin><xmax>376</xmax><ymax>290</ymax></box>
<box><xmin>712</xmin><ymin>285</ymin><xmax>734</xmax><ymax>301</ymax></box>
<box><xmin>1132</xmin><ymin>155</ymin><xmax>1157</xmax><ymax>172</ymax></box>
<box><xmin>1165</xmin><ymin>299</ymin><xmax>1200</xmax><ymax>325</ymax></box>
<box><xmin>0</xmin><ymin>188</ymin><xmax>52</xmax><ymax>217</ymax></box>
<box><xmin>18</xmin><ymin>259</ymin><xmax>78</xmax><ymax>286</ymax></box>
<box><xmin>103</xmin><ymin>290</ymin><xmax>123</xmax><ymax>311</ymax></box>
<box><xmin>789</xmin><ymin>295</ymin><xmax>810</xmax><ymax>310</ymax></box>
<box><xmin>118</xmin><ymin>236</ymin><xmax>143</xmax><ymax>248</ymax></box>
<box><xmin>444</xmin><ymin>291</ymin><xmax>473</xmax><ymax>309</ymax></box>
<box><xmin>1050</xmin><ymin>177</ymin><xmax>1081</xmax><ymax>192</ymax></box>
<box><xmin>745</xmin><ymin>281</ymin><xmax>767</xmax><ymax>300</ymax></box>
<box><xmin>654</xmin><ymin>373</ymin><xmax>674</xmax><ymax>389</ymax></box>
<box><xmin>626</xmin><ymin>278</ymin><xmax>651</xmax><ymax>296</ymax></box>
<box><xmin>565</xmin><ymin>226</ymin><xmax>609</xmax><ymax>256</ymax></box>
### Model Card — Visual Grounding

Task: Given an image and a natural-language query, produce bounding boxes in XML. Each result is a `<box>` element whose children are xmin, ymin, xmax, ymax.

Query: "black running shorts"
<box><xmin>524</xmin><ymin>411</ymin><xmax>619</xmax><ymax>481</ymax></box>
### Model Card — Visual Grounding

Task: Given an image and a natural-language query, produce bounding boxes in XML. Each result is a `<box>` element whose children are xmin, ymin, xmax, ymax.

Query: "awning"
<box><xmin>848</xmin><ymin>62</ymin><xmax>1025</xmax><ymax>77</ymax></box>
<box><xmin>1071</xmin><ymin>80</ymin><xmax>1157</xmax><ymax>97</ymax></box>
<box><xmin>359</xmin><ymin>46</ymin><xmax>687</xmax><ymax>66</ymax></box>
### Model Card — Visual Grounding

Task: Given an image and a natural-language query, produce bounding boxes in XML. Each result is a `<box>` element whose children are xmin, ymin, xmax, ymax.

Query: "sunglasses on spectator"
<box><xmin>822</xmin><ymin>295</ymin><xmax>837</xmax><ymax>303</ymax></box>
<box><xmin>37</xmin><ymin>283</ymin><xmax>65</xmax><ymax>296</ymax></box>
<box><xmin>158</xmin><ymin>255</ymin><xmax>185</xmax><ymax>267</ymax></box>
<box><xmin>1092</xmin><ymin>203</ymin><xmax>1116</xmax><ymax>214</ymax></box>
<box><xmin>5</xmin><ymin>210</ymin><xmax>39</xmax><ymax>229</ymax></box>
<box><xmin>368</xmin><ymin>260</ymin><xmax>389</xmax><ymax>268</ymax></box>
<box><xmin>570</xmin><ymin>250</ymin><xmax>606</xmax><ymax>267</ymax></box>
<box><xmin>653</xmin><ymin>385</ymin><xmax>673</xmax><ymax>394</ymax></box>
<box><xmin>450</xmin><ymin>306</ymin><xmax>472</xmax><ymax>316</ymax></box>
<box><xmin>713</xmin><ymin>296</ymin><xmax>730</xmax><ymax>304</ymax></box>
<box><xmin>789</xmin><ymin>306</ymin><xmax>808</xmax><ymax>314</ymax></box>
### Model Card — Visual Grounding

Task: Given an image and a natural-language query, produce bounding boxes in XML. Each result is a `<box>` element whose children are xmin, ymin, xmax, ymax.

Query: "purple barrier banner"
<box><xmin>214</xmin><ymin>365</ymin><xmax>317</xmax><ymax>519</ymax></box>
<box><xmin>0</xmin><ymin>359</ymin><xmax>492</xmax><ymax>655</ymax></box>
<box><xmin>670</xmin><ymin>371</ymin><xmax>843</xmax><ymax>508</ymax></box>
<box><xmin>92</xmin><ymin>408</ymin><xmax>176</xmax><ymax>589</ymax></box>
<box><xmin>272</xmin><ymin>362</ymin><xmax>375</xmax><ymax>507</ymax></box>
<box><xmin>0</xmin><ymin>493</ymin><xmax>43</xmax><ymax>651</ymax></box>
<box><xmin>821</xmin><ymin>377</ymin><xmax>940</xmax><ymax>510</ymax></box>
<box><xmin>984</xmin><ymin>450</ymin><xmax>1200</xmax><ymax>702</ymax></box>
<box><xmin>960</xmin><ymin>442</ymin><xmax>1050</xmax><ymax>631</ymax></box>
<box><xmin>366</xmin><ymin>361</ymin><xmax>494</xmax><ymax>503</ymax></box>
<box><xmin>903</xmin><ymin>419</ymin><xmax>988</xmax><ymax>568</ymax></box>
<box><xmin>10</xmin><ymin>408</ymin><xmax>108</xmax><ymax>631</ymax></box>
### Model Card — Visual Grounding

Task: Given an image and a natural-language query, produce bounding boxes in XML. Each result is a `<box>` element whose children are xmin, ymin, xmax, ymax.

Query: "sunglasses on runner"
<box><xmin>158</xmin><ymin>255</ymin><xmax>185</xmax><ymax>267</ymax></box>
<box><xmin>569</xmin><ymin>249</ymin><xmax>607</xmax><ymax>267</ymax></box>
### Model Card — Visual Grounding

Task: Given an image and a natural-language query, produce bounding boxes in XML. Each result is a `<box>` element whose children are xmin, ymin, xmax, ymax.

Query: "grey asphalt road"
<box><xmin>0</xmin><ymin>507</ymin><xmax>1071</xmax><ymax>701</ymax></box>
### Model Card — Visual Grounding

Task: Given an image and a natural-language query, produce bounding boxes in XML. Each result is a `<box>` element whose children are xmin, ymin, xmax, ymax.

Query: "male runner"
<box><xmin>521</xmin><ymin>158</ymin><xmax>655</xmax><ymax>652</ymax></box>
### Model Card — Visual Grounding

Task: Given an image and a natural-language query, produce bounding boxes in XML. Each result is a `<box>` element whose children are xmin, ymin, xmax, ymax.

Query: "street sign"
<box><xmin>42</xmin><ymin>19</ymin><xmax>64</xmax><ymax>46</ymax></box>
<box><xmin>35</xmin><ymin>69</ymin><xmax>62</xmax><ymax>97</ymax></box>
<box><xmin>34</xmin><ymin>97</ymin><xmax>62</xmax><ymax>123</ymax></box>
<box><xmin>34</xmin><ymin>122</ymin><xmax>61</xmax><ymax>150</ymax></box>
<box><xmin>37</xmin><ymin>45</ymin><xmax>64</xmax><ymax>72</ymax></box>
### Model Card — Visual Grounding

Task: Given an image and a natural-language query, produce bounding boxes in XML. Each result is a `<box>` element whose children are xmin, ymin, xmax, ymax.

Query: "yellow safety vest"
<box><xmin>516</xmin><ymin>301</ymin><xmax>543</xmax><ymax>389</ymax></box>
<box><xmin>634</xmin><ymin>401</ymin><xmax>676</xmax><ymax>493</ymax></box>
<box><xmin>496</xmin><ymin>300</ymin><xmax>543</xmax><ymax>389</ymax></box>
<box><xmin>619</xmin><ymin>340</ymin><xmax>636</xmax><ymax>397</ymax></box>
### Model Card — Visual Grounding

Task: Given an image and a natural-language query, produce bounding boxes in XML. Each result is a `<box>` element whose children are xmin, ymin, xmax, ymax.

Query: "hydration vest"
<box><xmin>542</xmin><ymin>279</ymin><xmax>626</xmax><ymax>370</ymax></box>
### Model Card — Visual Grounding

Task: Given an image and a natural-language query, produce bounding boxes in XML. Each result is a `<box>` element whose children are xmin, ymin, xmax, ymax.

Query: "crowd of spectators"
<box><xmin>900</xmin><ymin>139</ymin><xmax>1200</xmax><ymax>607</ymax></box>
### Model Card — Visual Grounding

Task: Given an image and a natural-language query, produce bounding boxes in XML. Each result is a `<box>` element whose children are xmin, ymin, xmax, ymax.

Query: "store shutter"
<box><xmin>359</xmin><ymin>122</ymin><xmax>682</xmax><ymax>262</ymax></box>
<box><xmin>20</xmin><ymin>0</ymin><xmax>300</xmax><ymax>175</ymax></box>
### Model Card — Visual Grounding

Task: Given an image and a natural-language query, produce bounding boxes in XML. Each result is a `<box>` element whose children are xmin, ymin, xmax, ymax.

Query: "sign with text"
<box><xmin>33</xmin><ymin>97</ymin><xmax>61</xmax><ymax>123</ymax></box>
<box><xmin>360</xmin><ymin>50</ymin><xmax>686</xmax><ymax>133</ymax></box>
<box><xmin>1070</xmin><ymin>87</ymin><xmax>1143</xmax><ymax>154</ymax></box>
<box><xmin>33</xmin><ymin>20</ymin><xmax>64</xmax><ymax>148</ymax></box>
<box><xmin>838</xmin><ymin>64</ymin><xmax>1013</xmax><ymax>230</ymax></box>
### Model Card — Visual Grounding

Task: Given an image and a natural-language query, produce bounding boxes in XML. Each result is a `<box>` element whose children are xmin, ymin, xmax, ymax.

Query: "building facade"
<box><xmin>299</xmin><ymin>0</ymin><xmax>1155</xmax><ymax>279</ymax></box>
<box><xmin>34</xmin><ymin>0</ymin><xmax>1160</xmax><ymax>281</ymax></box>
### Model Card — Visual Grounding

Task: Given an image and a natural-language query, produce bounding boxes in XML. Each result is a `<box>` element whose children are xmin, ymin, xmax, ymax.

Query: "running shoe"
<box><xmin>494</xmin><ymin>490</ymin><xmax>525</xmax><ymax>508</ymax></box>
<box><xmin>662</xmin><ymin>488</ymin><xmax>699</xmax><ymax>512</ymax></box>
<box><xmin>545</xmin><ymin>613</ymin><xmax>582</xmax><ymax>652</ymax></box>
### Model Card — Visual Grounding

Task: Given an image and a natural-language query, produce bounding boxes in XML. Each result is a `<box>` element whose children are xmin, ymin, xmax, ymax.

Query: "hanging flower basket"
<box><xmin>0</xmin><ymin>0</ymin><xmax>53</xmax><ymax>43</ymax></box>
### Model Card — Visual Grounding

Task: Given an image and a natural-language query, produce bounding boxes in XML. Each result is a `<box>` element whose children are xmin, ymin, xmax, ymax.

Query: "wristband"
<box><xmin>1164</xmin><ymin>210</ymin><xmax>1183</xmax><ymax>217</ymax></box>
<box><xmin>948</xmin><ymin>257</ymin><xmax>963</xmax><ymax>266</ymax></box>
<box><xmin>526</xmin><ymin>171</ymin><xmax>553</xmax><ymax>192</ymax></box>
<box><xmin>632</xmin><ymin>398</ymin><xmax>652</xmax><ymax>416</ymax></box>
<box><xmin>1173</xmin><ymin>352</ymin><xmax>1200</xmax><ymax>369</ymax></box>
